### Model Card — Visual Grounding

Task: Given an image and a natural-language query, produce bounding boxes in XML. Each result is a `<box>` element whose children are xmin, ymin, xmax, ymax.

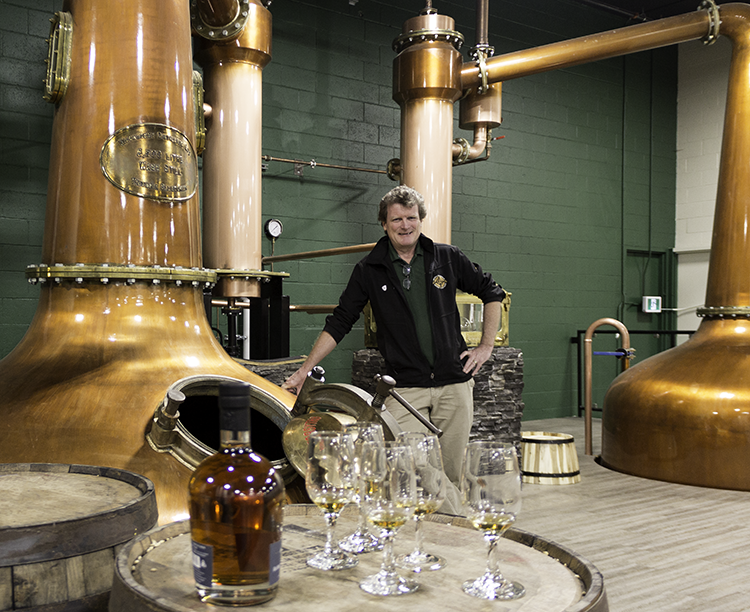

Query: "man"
<box><xmin>283</xmin><ymin>185</ymin><xmax>506</xmax><ymax>487</ymax></box>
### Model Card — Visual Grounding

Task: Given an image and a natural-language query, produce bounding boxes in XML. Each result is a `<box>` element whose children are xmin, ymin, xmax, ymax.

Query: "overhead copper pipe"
<box><xmin>460</xmin><ymin>9</ymin><xmax>712</xmax><ymax>88</ymax></box>
<box><xmin>262</xmin><ymin>242</ymin><xmax>376</xmax><ymax>264</ymax></box>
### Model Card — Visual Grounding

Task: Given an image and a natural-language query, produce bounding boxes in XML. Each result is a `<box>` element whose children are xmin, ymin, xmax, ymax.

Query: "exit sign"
<box><xmin>642</xmin><ymin>296</ymin><xmax>662</xmax><ymax>313</ymax></box>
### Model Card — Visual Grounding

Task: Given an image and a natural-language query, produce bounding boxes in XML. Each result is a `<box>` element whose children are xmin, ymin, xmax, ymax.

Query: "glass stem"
<box><xmin>380</xmin><ymin>530</ymin><xmax>396</xmax><ymax>574</ymax></box>
<box><xmin>413</xmin><ymin>516</ymin><xmax>425</xmax><ymax>554</ymax></box>
<box><xmin>356</xmin><ymin>507</ymin><xmax>368</xmax><ymax>533</ymax></box>
<box><xmin>324</xmin><ymin>512</ymin><xmax>339</xmax><ymax>556</ymax></box>
<box><xmin>485</xmin><ymin>534</ymin><xmax>501</xmax><ymax>576</ymax></box>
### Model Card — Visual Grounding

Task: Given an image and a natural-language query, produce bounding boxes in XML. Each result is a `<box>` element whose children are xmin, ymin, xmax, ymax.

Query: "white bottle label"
<box><xmin>269</xmin><ymin>540</ymin><xmax>281</xmax><ymax>586</ymax></box>
<box><xmin>191</xmin><ymin>540</ymin><xmax>213</xmax><ymax>587</ymax></box>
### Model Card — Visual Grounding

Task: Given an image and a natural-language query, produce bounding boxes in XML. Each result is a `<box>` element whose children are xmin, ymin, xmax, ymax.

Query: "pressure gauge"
<box><xmin>264</xmin><ymin>218</ymin><xmax>283</xmax><ymax>240</ymax></box>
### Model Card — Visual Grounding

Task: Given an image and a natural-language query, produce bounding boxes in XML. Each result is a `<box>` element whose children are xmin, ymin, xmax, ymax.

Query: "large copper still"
<box><xmin>0</xmin><ymin>0</ymin><xmax>297</xmax><ymax>523</ymax></box>
<box><xmin>602</xmin><ymin>4</ymin><xmax>750</xmax><ymax>490</ymax></box>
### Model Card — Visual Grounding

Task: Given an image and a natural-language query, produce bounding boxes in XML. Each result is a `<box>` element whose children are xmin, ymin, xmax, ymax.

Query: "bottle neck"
<box><xmin>219</xmin><ymin>428</ymin><xmax>251</xmax><ymax>448</ymax></box>
<box><xmin>218</xmin><ymin>403</ymin><xmax>251</xmax><ymax>449</ymax></box>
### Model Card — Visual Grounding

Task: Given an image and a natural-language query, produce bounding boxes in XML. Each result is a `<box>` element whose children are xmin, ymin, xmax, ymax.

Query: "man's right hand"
<box><xmin>280</xmin><ymin>331</ymin><xmax>338</xmax><ymax>395</ymax></box>
<box><xmin>281</xmin><ymin>368</ymin><xmax>308</xmax><ymax>395</ymax></box>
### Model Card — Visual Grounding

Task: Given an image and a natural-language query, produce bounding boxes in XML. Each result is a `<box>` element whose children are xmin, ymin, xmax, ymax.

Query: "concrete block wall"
<box><xmin>0</xmin><ymin>0</ymin><xmax>679</xmax><ymax>421</ymax></box>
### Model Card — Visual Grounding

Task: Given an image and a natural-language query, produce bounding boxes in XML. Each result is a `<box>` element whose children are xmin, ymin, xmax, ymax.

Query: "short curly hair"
<box><xmin>378</xmin><ymin>185</ymin><xmax>427</xmax><ymax>225</ymax></box>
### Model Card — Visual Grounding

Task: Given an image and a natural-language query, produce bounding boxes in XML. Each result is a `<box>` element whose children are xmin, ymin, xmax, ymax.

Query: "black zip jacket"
<box><xmin>323</xmin><ymin>234</ymin><xmax>506</xmax><ymax>387</ymax></box>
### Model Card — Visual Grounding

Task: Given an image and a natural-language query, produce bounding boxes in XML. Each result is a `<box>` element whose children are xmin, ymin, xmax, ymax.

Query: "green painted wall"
<box><xmin>0</xmin><ymin>0</ymin><xmax>58</xmax><ymax>357</ymax></box>
<box><xmin>0</xmin><ymin>0</ymin><xmax>678</xmax><ymax>421</ymax></box>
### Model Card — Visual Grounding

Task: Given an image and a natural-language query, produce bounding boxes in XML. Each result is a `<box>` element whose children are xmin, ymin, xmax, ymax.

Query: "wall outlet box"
<box><xmin>642</xmin><ymin>296</ymin><xmax>662</xmax><ymax>313</ymax></box>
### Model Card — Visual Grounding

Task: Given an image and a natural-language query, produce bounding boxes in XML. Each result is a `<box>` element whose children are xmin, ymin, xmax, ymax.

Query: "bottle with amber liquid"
<box><xmin>188</xmin><ymin>382</ymin><xmax>285</xmax><ymax>605</ymax></box>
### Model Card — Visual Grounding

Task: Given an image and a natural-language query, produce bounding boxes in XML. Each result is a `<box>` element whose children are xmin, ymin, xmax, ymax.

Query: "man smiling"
<box><xmin>283</xmin><ymin>185</ymin><xmax>506</xmax><ymax>489</ymax></box>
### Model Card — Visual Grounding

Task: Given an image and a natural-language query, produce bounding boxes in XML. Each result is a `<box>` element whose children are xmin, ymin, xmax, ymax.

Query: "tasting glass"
<box><xmin>338</xmin><ymin>422</ymin><xmax>385</xmax><ymax>554</ymax></box>
<box><xmin>359</xmin><ymin>442</ymin><xmax>419</xmax><ymax>596</ymax></box>
<box><xmin>305</xmin><ymin>431</ymin><xmax>358</xmax><ymax>571</ymax></box>
<box><xmin>460</xmin><ymin>441</ymin><xmax>525</xmax><ymax>600</ymax></box>
<box><xmin>395</xmin><ymin>432</ymin><xmax>447</xmax><ymax>572</ymax></box>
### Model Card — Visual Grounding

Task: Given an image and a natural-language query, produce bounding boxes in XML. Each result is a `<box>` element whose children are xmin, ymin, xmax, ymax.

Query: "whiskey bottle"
<box><xmin>188</xmin><ymin>381</ymin><xmax>285</xmax><ymax>605</ymax></box>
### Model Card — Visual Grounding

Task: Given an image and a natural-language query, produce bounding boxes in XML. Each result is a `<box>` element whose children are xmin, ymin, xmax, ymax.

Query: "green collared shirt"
<box><xmin>389</xmin><ymin>240</ymin><xmax>435</xmax><ymax>367</ymax></box>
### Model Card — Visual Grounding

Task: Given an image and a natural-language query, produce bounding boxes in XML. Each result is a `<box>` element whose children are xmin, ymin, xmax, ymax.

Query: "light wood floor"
<box><xmin>516</xmin><ymin>417</ymin><xmax>750</xmax><ymax>612</ymax></box>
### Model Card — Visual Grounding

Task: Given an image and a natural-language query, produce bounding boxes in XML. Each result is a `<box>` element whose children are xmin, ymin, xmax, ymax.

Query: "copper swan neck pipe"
<box><xmin>460</xmin><ymin>9</ymin><xmax>713</xmax><ymax>88</ymax></box>
<box><xmin>704</xmin><ymin>4</ymin><xmax>750</xmax><ymax>309</ymax></box>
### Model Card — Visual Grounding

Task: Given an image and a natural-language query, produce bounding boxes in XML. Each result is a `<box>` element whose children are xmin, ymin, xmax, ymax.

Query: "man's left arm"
<box><xmin>460</xmin><ymin>300</ymin><xmax>502</xmax><ymax>376</ymax></box>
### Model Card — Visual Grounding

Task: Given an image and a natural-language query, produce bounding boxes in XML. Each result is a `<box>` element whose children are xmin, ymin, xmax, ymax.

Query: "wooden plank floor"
<box><xmin>515</xmin><ymin>417</ymin><xmax>750</xmax><ymax>612</ymax></box>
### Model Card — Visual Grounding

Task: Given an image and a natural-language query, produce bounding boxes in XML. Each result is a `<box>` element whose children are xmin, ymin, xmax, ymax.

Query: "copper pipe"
<box><xmin>704</xmin><ymin>6</ymin><xmax>750</xmax><ymax>308</ymax></box>
<box><xmin>262</xmin><ymin>242</ymin><xmax>376</xmax><ymax>264</ymax></box>
<box><xmin>452</xmin><ymin>124</ymin><xmax>489</xmax><ymax>162</ymax></box>
<box><xmin>455</xmin><ymin>81</ymin><xmax>502</xmax><ymax>163</ymax></box>
<box><xmin>289</xmin><ymin>305</ymin><xmax>336</xmax><ymax>314</ymax></box>
<box><xmin>584</xmin><ymin>318</ymin><xmax>631</xmax><ymax>456</ymax></box>
<box><xmin>393</xmin><ymin>11</ymin><xmax>463</xmax><ymax>244</ymax></box>
<box><xmin>460</xmin><ymin>10</ymin><xmax>712</xmax><ymax>89</ymax></box>
<box><xmin>195</xmin><ymin>0</ymin><xmax>272</xmax><ymax>299</ymax></box>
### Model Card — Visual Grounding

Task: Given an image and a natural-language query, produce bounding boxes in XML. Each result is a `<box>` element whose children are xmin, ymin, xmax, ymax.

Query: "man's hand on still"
<box><xmin>460</xmin><ymin>343</ymin><xmax>493</xmax><ymax>376</ymax></box>
<box><xmin>281</xmin><ymin>368</ymin><xmax>308</xmax><ymax>395</ymax></box>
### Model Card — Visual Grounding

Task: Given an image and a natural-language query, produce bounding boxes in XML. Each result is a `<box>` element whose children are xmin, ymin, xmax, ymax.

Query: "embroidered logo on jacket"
<box><xmin>432</xmin><ymin>275</ymin><xmax>447</xmax><ymax>289</ymax></box>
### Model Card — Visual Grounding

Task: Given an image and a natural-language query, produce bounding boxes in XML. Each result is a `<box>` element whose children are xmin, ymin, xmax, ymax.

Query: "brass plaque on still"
<box><xmin>100</xmin><ymin>124</ymin><xmax>198</xmax><ymax>202</ymax></box>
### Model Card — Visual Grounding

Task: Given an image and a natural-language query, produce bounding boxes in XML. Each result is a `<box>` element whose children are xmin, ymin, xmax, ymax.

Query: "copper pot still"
<box><xmin>446</xmin><ymin>0</ymin><xmax>750</xmax><ymax>491</ymax></box>
<box><xmin>0</xmin><ymin>0</ymin><xmax>297</xmax><ymax>523</ymax></box>
<box><xmin>601</xmin><ymin>5</ymin><xmax>750</xmax><ymax>491</ymax></box>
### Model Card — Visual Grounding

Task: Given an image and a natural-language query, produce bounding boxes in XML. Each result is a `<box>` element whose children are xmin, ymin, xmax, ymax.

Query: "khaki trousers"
<box><xmin>384</xmin><ymin>379</ymin><xmax>474</xmax><ymax>514</ymax></box>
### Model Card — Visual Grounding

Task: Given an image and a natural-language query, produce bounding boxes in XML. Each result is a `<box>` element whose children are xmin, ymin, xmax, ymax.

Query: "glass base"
<box><xmin>396</xmin><ymin>550</ymin><xmax>446</xmax><ymax>573</ymax></box>
<box><xmin>307</xmin><ymin>549</ymin><xmax>358</xmax><ymax>571</ymax></box>
<box><xmin>359</xmin><ymin>570</ymin><xmax>419</xmax><ymax>596</ymax></box>
<box><xmin>197</xmin><ymin>584</ymin><xmax>277</xmax><ymax>606</ymax></box>
<box><xmin>462</xmin><ymin>573</ymin><xmax>525</xmax><ymax>600</ymax></box>
<box><xmin>339</xmin><ymin>528</ymin><xmax>383</xmax><ymax>554</ymax></box>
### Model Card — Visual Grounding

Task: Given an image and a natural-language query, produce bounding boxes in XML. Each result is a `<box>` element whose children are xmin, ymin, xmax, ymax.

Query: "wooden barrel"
<box><xmin>521</xmin><ymin>431</ymin><xmax>581</xmax><ymax>485</ymax></box>
<box><xmin>0</xmin><ymin>464</ymin><xmax>158</xmax><ymax>612</ymax></box>
<box><xmin>110</xmin><ymin>504</ymin><xmax>607</xmax><ymax>612</ymax></box>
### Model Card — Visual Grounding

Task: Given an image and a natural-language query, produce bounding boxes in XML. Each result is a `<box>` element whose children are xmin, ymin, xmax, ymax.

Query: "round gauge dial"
<box><xmin>264</xmin><ymin>218</ymin><xmax>283</xmax><ymax>240</ymax></box>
